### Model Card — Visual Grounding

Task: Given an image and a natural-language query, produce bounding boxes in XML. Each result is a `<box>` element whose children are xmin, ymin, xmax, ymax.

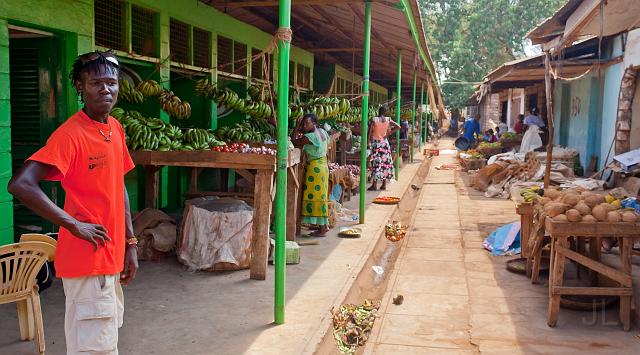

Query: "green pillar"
<box><xmin>394</xmin><ymin>49</ymin><xmax>402</xmax><ymax>178</ymax></box>
<box><xmin>274</xmin><ymin>0</ymin><xmax>291</xmax><ymax>325</ymax></box>
<box><xmin>410</xmin><ymin>69</ymin><xmax>416</xmax><ymax>163</ymax></box>
<box><xmin>359</xmin><ymin>1</ymin><xmax>372</xmax><ymax>224</ymax></box>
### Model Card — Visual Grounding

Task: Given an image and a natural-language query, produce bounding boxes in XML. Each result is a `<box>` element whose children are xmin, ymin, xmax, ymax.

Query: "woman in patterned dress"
<box><xmin>292</xmin><ymin>113</ymin><xmax>330</xmax><ymax>236</ymax></box>
<box><xmin>368</xmin><ymin>106</ymin><xmax>400</xmax><ymax>191</ymax></box>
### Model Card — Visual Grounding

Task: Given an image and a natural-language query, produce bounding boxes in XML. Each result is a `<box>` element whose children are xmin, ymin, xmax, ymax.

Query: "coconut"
<box><xmin>539</xmin><ymin>197</ymin><xmax>551</xmax><ymax>206</ymax></box>
<box><xmin>561</xmin><ymin>193</ymin><xmax>581</xmax><ymax>206</ymax></box>
<box><xmin>574</xmin><ymin>201</ymin><xmax>591</xmax><ymax>216</ymax></box>
<box><xmin>584</xmin><ymin>195</ymin><xmax>604</xmax><ymax>208</ymax></box>
<box><xmin>544</xmin><ymin>189</ymin><xmax>561</xmax><ymax>199</ymax></box>
<box><xmin>566</xmin><ymin>209</ymin><xmax>582</xmax><ymax>222</ymax></box>
<box><xmin>598</xmin><ymin>203</ymin><xmax>615</xmax><ymax>212</ymax></box>
<box><xmin>553</xmin><ymin>214</ymin><xmax>568</xmax><ymax>222</ymax></box>
<box><xmin>607</xmin><ymin>211</ymin><xmax>622</xmax><ymax>223</ymax></box>
<box><xmin>544</xmin><ymin>202</ymin><xmax>570</xmax><ymax>217</ymax></box>
<box><xmin>621</xmin><ymin>211</ymin><xmax>638</xmax><ymax>223</ymax></box>
<box><xmin>592</xmin><ymin>205</ymin><xmax>608</xmax><ymax>221</ymax></box>
<box><xmin>582</xmin><ymin>214</ymin><xmax>597</xmax><ymax>222</ymax></box>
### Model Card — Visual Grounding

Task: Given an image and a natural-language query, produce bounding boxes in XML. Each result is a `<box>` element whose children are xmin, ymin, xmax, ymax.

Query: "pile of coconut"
<box><xmin>538</xmin><ymin>189</ymin><xmax>639</xmax><ymax>223</ymax></box>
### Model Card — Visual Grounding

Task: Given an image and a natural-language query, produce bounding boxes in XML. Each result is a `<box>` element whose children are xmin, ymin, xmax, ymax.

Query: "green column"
<box><xmin>410</xmin><ymin>69</ymin><xmax>416</xmax><ymax>163</ymax></box>
<box><xmin>394</xmin><ymin>49</ymin><xmax>402</xmax><ymax>178</ymax></box>
<box><xmin>359</xmin><ymin>1</ymin><xmax>372</xmax><ymax>224</ymax></box>
<box><xmin>419</xmin><ymin>82</ymin><xmax>424</xmax><ymax>149</ymax></box>
<box><xmin>274</xmin><ymin>0</ymin><xmax>291</xmax><ymax>325</ymax></box>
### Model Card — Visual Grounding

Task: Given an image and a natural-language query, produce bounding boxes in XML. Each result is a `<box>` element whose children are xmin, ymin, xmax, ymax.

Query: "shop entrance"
<box><xmin>8</xmin><ymin>25</ymin><xmax>65</xmax><ymax>240</ymax></box>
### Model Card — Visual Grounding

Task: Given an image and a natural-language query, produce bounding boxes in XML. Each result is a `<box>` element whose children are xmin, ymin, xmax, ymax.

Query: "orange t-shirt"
<box><xmin>28</xmin><ymin>110</ymin><xmax>135</xmax><ymax>278</ymax></box>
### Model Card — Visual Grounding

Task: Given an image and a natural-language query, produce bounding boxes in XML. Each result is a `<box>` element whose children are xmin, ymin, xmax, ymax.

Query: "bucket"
<box><xmin>454</xmin><ymin>136</ymin><xmax>471</xmax><ymax>151</ymax></box>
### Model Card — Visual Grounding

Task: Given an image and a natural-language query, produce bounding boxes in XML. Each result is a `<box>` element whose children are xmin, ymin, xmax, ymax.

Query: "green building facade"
<box><xmin>0</xmin><ymin>0</ymin><xmax>388</xmax><ymax>245</ymax></box>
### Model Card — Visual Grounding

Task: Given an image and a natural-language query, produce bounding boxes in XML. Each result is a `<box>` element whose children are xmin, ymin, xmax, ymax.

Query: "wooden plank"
<box><xmin>545</xmin><ymin>218</ymin><xmax>640</xmax><ymax>236</ymax></box>
<box><xmin>189</xmin><ymin>168</ymin><xmax>201</xmax><ymax>193</ymax></box>
<box><xmin>555</xmin><ymin>246</ymin><xmax>632</xmax><ymax>287</ymax></box>
<box><xmin>619</xmin><ymin>238</ymin><xmax>632</xmax><ymax>331</ymax></box>
<box><xmin>130</xmin><ymin>149</ymin><xmax>301</xmax><ymax>169</ymax></box>
<box><xmin>250</xmin><ymin>169</ymin><xmax>274</xmax><ymax>280</ymax></box>
<box><xmin>551</xmin><ymin>286</ymin><xmax>633</xmax><ymax>296</ymax></box>
<box><xmin>547</xmin><ymin>236</ymin><xmax>567</xmax><ymax>327</ymax></box>
<box><xmin>287</xmin><ymin>166</ymin><xmax>299</xmax><ymax>241</ymax></box>
<box><xmin>144</xmin><ymin>166</ymin><xmax>159</xmax><ymax>208</ymax></box>
<box><xmin>235</xmin><ymin>169</ymin><xmax>255</xmax><ymax>185</ymax></box>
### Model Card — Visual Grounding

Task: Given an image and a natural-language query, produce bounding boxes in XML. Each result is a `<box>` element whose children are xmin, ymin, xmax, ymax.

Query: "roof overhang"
<box><xmin>201</xmin><ymin>0</ymin><xmax>440</xmax><ymax>99</ymax></box>
<box><xmin>528</xmin><ymin>0</ymin><xmax>640</xmax><ymax>52</ymax></box>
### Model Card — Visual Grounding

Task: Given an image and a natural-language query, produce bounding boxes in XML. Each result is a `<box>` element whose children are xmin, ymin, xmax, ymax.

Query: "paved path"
<box><xmin>367</xmin><ymin>140</ymin><xmax>640</xmax><ymax>354</ymax></box>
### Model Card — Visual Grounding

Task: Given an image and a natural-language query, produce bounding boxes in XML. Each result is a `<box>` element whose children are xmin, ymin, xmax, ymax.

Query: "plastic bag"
<box><xmin>519</xmin><ymin>125</ymin><xmax>542</xmax><ymax>153</ymax></box>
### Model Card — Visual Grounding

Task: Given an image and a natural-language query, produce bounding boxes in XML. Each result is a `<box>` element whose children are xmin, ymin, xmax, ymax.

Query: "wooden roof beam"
<box><xmin>310</xmin><ymin>47</ymin><xmax>363</xmax><ymax>52</ymax></box>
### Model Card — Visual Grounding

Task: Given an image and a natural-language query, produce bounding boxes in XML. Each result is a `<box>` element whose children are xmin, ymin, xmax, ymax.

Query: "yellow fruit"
<box><xmin>605</xmin><ymin>195</ymin><xmax>615</xmax><ymax>204</ymax></box>
<box><xmin>610</xmin><ymin>199</ymin><xmax>621</xmax><ymax>210</ymax></box>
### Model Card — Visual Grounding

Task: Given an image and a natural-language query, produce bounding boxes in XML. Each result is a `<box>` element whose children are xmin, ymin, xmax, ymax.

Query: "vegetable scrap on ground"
<box><xmin>331</xmin><ymin>299</ymin><xmax>380</xmax><ymax>354</ymax></box>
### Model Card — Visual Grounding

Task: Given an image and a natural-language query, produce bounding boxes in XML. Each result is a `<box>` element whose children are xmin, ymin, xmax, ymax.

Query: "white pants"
<box><xmin>62</xmin><ymin>275</ymin><xmax>124</xmax><ymax>354</ymax></box>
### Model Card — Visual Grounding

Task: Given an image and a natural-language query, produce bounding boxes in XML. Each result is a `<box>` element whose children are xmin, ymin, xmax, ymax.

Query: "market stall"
<box><xmin>131</xmin><ymin>148</ymin><xmax>302</xmax><ymax>281</ymax></box>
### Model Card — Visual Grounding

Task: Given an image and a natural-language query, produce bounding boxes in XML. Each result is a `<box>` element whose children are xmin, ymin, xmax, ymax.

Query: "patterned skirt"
<box><xmin>371</xmin><ymin>139</ymin><xmax>394</xmax><ymax>181</ymax></box>
<box><xmin>302</xmin><ymin>157</ymin><xmax>329</xmax><ymax>225</ymax></box>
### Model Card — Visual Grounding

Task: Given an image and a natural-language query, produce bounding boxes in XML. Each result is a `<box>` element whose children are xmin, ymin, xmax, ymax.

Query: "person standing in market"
<box><xmin>520</xmin><ymin>107</ymin><xmax>545</xmax><ymax>153</ymax></box>
<box><xmin>292</xmin><ymin>113</ymin><xmax>331</xmax><ymax>237</ymax></box>
<box><xmin>8</xmin><ymin>50</ymin><xmax>138</xmax><ymax>354</ymax></box>
<box><xmin>367</xmin><ymin>106</ymin><xmax>400</xmax><ymax>191</ymax></box>
<box><xmin>462</xmin><ymin>115</ymin><xmax>481</xmax><ymax>146</ymax></box>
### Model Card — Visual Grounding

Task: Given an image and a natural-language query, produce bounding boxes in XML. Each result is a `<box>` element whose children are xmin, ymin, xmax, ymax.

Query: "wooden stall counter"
<box><xmin>131</xmin><ymin>149</ymin><xmax>302</xmax><ymax>281</ymax></box>
<box><xmin>545</xmin><ymin>218</ymin><xmax>640</xmax><ymax>331</ymax></box>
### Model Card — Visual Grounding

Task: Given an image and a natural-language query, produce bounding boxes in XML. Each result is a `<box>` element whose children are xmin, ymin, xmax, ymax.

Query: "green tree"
<box><xmin>420</xmin><ymin>0</ymin><xmax>565</xmax><ymax>110</ymax></box>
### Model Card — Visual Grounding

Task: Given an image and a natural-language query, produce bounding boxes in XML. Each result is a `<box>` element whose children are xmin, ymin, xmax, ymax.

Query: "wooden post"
<box><xmin>250</xmin><ymin>169</ymin><xmax>274</xmax><ymax>280</ymax></box>
<box><xmin>286</xmin><ymin>166</ymin><xmax>299</xmax><ymax>241</ymax></box>
<box><xmin>144</xmin><ymin>166</ymin><xmax>159</xmax><ymax>208</ymax></box>
<box><xmin>543</xmin><ymin>53</ymin><xmax>555</xmax><ymax>188</ymax></box>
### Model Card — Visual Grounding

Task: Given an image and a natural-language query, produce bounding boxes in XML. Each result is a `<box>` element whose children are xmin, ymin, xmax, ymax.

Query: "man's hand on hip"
<box><xmin>120</xmin><ymin>246</ymin><xmax>139</xmax><ymax>286</ymax></box>
<box><xmin>68</xmin><ymin>221</ymin><xmax>111</xmax><ymax>251</ymax></box>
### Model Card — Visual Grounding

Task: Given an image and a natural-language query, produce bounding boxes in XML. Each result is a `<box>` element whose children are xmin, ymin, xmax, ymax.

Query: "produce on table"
<box><xmin>535</xmin><ymin>188</ymin><xmax>640</xmax><ymax>223</ymax></box>
<box><xmin>331</xmin><ymin>299</ymin><xmax>380</xmax><ymax>354</ymax></box>
<box><xmin>373</xmin><ymin>196</ymin><xmax>401</xmax><ymax>204</ymax></box>
<box><xmin>519</xmin><ymin>186</ymin><xmax>543</xmax><ymax>203</ymax></box>
<box><xmin>112</xmin><ymin>108</ymin><xmax>222</xmax><ymax>151</ymax></box>
<box><xmin>477</xmin><ymin>141</ymin><xmax>502</xmax><ymax>149</ymax></box>
<box><xmin>463</xmin><ymin>149</ymin><xmax>484</xmax><ymax>159</ymax></box>
<box><xmin>211</xmin><ymin>142</ymin><xmax>276</xmax><ymax>155</ymax></box>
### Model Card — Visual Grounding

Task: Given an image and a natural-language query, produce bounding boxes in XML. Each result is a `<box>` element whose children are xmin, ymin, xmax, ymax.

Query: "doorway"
<box><xmin>9</xmin><ymin>26</ymin><xmax>65</xmax><ymax>240</ymax></box>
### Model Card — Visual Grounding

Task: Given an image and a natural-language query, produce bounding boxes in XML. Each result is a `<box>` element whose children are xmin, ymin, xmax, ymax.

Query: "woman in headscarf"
<box><xmin>368</xmin><ymin>105</ymin><xmax>400</xmax><ymax>191</ymax></box>
<box><xmin>519</xmin><ymin>107</ymin><xmax>545</xmax><ymax>153</ymax></box>
<box><xmin>292</xmin><ymin>113</ymin><xmax>330</xmax><ymax>236</ymax></box>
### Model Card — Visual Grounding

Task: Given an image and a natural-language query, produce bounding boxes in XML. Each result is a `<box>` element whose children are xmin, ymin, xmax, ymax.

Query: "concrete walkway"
<box><xmin>367</xmin><ymin>140</ymin><xmax>640</xmax><ymax>354</ymax></box>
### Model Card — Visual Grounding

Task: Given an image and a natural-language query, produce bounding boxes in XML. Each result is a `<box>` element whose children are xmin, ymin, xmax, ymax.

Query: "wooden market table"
<box><xmin>130</xmin><ymin>149</ymin><xmax>302</xmax><ymax>280</ymax></box>
<box><xmin>544</xmin><ymin>218</ymin><xmax>640</xmax><ymax>330</ymax></box>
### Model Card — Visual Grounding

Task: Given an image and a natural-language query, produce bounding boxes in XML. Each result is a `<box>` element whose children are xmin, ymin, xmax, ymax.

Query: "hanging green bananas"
<box><xmin>136</xmin><ymin>80</ymin><xmax>163</xmax><ymax>97</ymax></box>
<box><xmin>158</xmin><ymin>90</ymin><xmax>192</xmax><ymax>120</ymax></box>
<box><xmin>119</xmin><ymin>79</ymin><xmax>145</xmax><ymax>104</ymax></box>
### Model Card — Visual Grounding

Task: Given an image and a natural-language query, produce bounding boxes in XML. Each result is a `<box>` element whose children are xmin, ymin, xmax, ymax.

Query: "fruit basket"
<box><xmin>373</xmin><ymin>196</ymin><xmax>401</xmax><ymax>205</ymax></box>
<box><xmin>385</xmin><ymin>222</ymin><xmax>407</xmax><ymax>242</ymax></box>
<box><xmin>338</xmin><ymin>227</ymin><xmax>362</xmax><ymax>238</ymax></box>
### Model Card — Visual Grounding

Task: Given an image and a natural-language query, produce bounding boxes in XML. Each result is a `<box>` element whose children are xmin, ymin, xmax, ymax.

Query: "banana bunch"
<box><xmin>182</xmin><ymin>128</ymin><xmax>225</xmax><ymax>151</ymax></box>
<box><xmin>119</xmin><ymin>79</ymin><xmax>144</xmax><ymax>104</ymax></box>
<box><xmin>244</xmin><ymin>100</ymin><xmax>272</xmax><ymax>120</ymax></box>
<box><xmin>214</xmin><ymin>88</ymin><xmax>245</xmax><ymax>111</ymax></box>
<box><xmin>288</xmin><ymin>105</ymin><xmax>304</xmax><ymax>121</ymax></box>
<box><xmin>136</xmin><ymin>80</ymin><xmax>163</xmax><ymax>97</ymax></box>
<box><xmin>194</xmin><ymin>78</ymin><xmax>218</xmax><ymax>98</ymax></box>
<box><xmin>110</xmin><ymin>107</ymin><xmax>126</xmax><ymax>120</ymax></box>
<box><xmin>304</xmin><ymin>97</ymin><xmax>351</xmax><ymax>121</ymax></box>
<box><xmin>520</xmin><ymin>186</ymin><xmax>542</xmax><ymax>203</ymax></box>
<box><xmin>247</xmin><ymin>84</ymin><xmax>262</xmax><ymax>101</ymax></box>
<box><xmin>216</xmin><ymin>121</ymin><xmax>272</xmax><ymax>142</ymax></box>
<box><xmin>158</xmin><ymin>90</ymin><xmax>192</xmax><ymax>120</ymax></box>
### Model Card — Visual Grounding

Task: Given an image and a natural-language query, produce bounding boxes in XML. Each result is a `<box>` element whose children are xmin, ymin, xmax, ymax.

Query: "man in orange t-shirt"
<box><xmin>8</xmin><ymin>50</ymin><xmax>137</xmax><ymax>354</ymax></box>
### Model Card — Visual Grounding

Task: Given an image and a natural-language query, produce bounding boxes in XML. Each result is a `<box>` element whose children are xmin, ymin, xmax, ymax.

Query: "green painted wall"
<box><xmin>0</xmin><ymin>0</ymin><xmax>317</xmax><ymax>238</ymax></box>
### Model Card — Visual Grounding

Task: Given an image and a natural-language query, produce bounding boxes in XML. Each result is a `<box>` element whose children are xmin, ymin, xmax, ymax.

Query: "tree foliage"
<box><xmin>420</xmin><ymin>0</ymin><xmax>566</xmax><ymax>110</ymax></box>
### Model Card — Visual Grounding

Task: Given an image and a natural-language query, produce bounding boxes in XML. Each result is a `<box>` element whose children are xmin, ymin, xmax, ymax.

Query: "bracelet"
<box><xmin>125</xmin><ymin>237</ymin><xmax>138</xmax><ymax>246</ymax></box>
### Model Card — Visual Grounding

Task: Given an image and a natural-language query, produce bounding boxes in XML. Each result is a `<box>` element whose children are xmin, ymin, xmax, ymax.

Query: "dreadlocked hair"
<box><xmin>69</xmin><ymin>51</ymin><xmax>119</xmax><ymax>95</ymax></box>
